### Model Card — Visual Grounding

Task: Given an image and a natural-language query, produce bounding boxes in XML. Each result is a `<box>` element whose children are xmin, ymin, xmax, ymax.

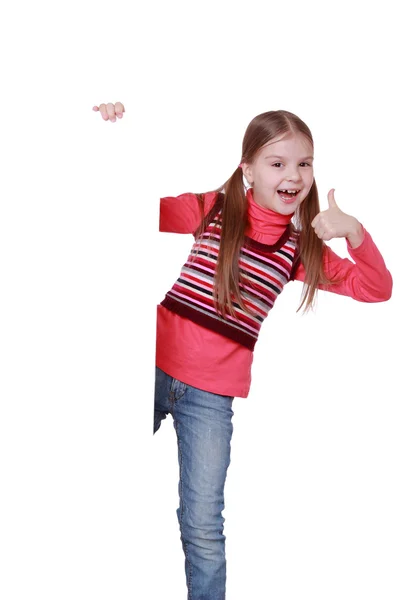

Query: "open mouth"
<box><xmin>277</xmin><ymin>189</ymin><xmax>300</xmax><ymax>201</ymax></box>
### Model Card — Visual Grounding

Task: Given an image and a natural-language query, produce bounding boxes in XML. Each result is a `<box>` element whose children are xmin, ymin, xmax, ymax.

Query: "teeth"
<box><xmin>279</xmin><ymin>189</ymin><xmax>298</xmax><ymax>194</ymax></box>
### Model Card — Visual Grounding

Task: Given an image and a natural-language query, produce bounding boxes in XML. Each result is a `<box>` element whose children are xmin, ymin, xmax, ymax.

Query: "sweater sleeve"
<box><xmin>159</xmin><ymin>191</ymin><xmax>218</xmax><ymax>234</ymax></box>
<box><xmin>292</xmin><ymin>224</ymin><xmax>393</xmax><ymax>302</ymax></box>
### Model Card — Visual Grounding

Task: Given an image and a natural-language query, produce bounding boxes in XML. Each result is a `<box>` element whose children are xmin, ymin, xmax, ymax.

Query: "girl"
<box><xmin>94</xmin><ymin>104</ymin><xmax>392</xmax><ymax>600</ymax></box>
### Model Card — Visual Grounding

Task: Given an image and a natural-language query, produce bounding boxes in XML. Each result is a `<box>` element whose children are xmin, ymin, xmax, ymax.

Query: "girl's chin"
<box><xmin>276</xmin><ymin>199</ymin><xmax>298</xmax><ymax>212</ymax></box>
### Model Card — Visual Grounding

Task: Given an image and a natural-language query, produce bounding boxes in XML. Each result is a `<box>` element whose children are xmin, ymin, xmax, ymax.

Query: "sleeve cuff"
<box><xmin>346</xmin><ymin>223</ymin><xmax>367</xmax><ymax>253</ymax></box>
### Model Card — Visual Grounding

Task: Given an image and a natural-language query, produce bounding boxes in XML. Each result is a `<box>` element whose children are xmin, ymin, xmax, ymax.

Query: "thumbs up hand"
<box><xmin>311</xmin><ymin>189</ymin><xmax>362</xmax><ymax>244</ymax></box>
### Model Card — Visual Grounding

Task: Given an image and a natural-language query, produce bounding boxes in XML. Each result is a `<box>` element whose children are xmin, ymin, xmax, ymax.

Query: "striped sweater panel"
<box><xmin>160</xmin><ymin>210</ymin><xmax>300</xmax><ymax>350</ymax></box>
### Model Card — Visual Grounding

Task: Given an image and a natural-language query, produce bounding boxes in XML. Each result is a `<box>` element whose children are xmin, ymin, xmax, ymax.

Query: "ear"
<box><xmin>242</xmin><ymin>163</ymin><xmax>253</xmax><ymax>185</ymax></box>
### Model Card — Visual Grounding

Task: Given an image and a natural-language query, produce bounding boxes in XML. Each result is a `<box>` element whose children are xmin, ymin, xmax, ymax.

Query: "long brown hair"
<box><xmin>195</xmin><ymin>110</ymin><xmax>344</xmax><ymax>316</ymax></box>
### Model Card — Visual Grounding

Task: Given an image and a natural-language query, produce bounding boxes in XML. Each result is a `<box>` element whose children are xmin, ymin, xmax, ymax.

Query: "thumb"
<box><xmin>327</xmin><ymin>188</ymin><xmax>338</xmax><ymax>208</ymax></box>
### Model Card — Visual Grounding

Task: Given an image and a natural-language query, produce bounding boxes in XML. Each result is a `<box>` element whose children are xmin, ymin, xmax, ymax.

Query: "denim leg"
<box><xmin>153</xmin><ymin>366</ymin><xmax>171</xmax><ymax>434</ymax></box>
<box><xmin>171</xmin><ymin>379</ymin><xmax>234</xmax><ymax>600</ymax></box>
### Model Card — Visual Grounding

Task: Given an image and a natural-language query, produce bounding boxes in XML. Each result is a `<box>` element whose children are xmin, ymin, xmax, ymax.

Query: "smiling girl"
<box><xmin>93</xmin><ymin>105</ymin><xmax>392</xmax><ymax>600</ymax></box>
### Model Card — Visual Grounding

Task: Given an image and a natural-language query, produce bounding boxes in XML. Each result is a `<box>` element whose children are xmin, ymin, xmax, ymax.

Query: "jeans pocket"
<box><xmin>169</xmin><ymin>377</ymin><xmax>187</xmax><ymax>403</ymax></box>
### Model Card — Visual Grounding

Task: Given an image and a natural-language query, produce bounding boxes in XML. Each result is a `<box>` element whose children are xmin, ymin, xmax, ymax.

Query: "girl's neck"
<box><xmin>246</xmin><ymin>187</ymin><xmax>293</xmax><ymax>234</ymax></box>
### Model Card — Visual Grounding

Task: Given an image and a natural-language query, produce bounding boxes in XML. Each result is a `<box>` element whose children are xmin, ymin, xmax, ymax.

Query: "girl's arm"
<box><xmin>159</xmin><ymin>192</ymin><xmax>218</xmax><ymax>234</ymax></box>
<box><xmin>293</xmin><ymin>225</ymin><xmax>393</xmax><ymax>302</ymax></box>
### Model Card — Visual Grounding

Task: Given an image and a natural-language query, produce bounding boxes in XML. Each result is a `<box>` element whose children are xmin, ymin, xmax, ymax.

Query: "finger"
<box><xmin>314</xmin><ymin>225</ymin><xmax>322</xmax><ymax>239</ymax></box>
<box><xmin>97</xmin><ymin>103</ymin><xmax>109</xmax><ymax>121</ymax></box>
<box><xmin>313</xmin><ymin>219</ymin><xmax>324</xmax><ymax>237</ymax></box>
<box><xmin>106</xmin><ymin>102</ymin><xmax>117</xmax><ymax>122</ymax></box>
<box><xmin>327</xmin><ymin>188</ymin><xmax>337</xmax><ymax>208</ymax></box>
<box><xmin>314</xmin><ymin>227</ymin><xmax>327</xmax><ymax>240</ymax></box>
<box><xmin>315</xmin><ymin>223</ymin><xmax>334</xmax><ymax>241</ymax></box>
<box><xmin>115</xmin><ymin>101</ymin><xmax>125</xmax><ymax>118</ymax></box>
<box><xmin>311</xmin><ymin>213</ymin><xmax>321</xmax><ymax>228</ymax></box>
<box><xmin>92</xmin><ymin>106</ymin><xmax>99</xmax><ymax>111</ymax></box>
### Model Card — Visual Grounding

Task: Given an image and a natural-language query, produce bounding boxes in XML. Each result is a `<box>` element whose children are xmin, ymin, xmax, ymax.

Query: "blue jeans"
<box><xmin>154</xmin><ymin>367</ymin><xmax>234</xmax><ymax>600</ymax></box>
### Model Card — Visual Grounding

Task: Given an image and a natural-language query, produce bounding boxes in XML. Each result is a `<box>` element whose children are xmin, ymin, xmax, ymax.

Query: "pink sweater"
<box><xmin>156</xmin><ymin>188</ymin><xmax>392</xmax><ymax>398</ymax></box>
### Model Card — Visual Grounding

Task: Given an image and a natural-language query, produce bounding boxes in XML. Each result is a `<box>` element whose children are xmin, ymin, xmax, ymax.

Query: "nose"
<box><xmin>287</xmin><ymin>169</ymin><xmax>301</xmax><ymax>182</ymax></box>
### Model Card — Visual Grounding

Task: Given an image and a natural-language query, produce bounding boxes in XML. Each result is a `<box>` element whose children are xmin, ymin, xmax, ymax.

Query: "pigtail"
<box><xmin>213</xmin><ymin>167</ymin><xmax>249</xmax><ymax>318</ymax></box>
<box><xmin>193</xmin><ymin>168</ymin><xmax>249</xmax><ymax>318</ymax></box>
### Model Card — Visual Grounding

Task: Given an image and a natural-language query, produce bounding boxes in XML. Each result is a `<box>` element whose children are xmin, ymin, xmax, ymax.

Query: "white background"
<box><xmin>0</xmin><ymin>1</ymin><xmax>399</xmax><ymax>598</ymax></box>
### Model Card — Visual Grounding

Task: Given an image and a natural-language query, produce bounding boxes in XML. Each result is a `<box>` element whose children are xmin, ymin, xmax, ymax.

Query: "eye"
<box><xmin>272</xmin><ymin>162</ymin><xmax>312</xmax><ymax>168</ymax></box>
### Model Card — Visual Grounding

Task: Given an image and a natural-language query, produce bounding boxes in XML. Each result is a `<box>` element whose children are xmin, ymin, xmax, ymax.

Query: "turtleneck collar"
<box><xmin>246</xmin><ymin>187</ymin><xmax>294</xmax><ymax>237</ymax></box>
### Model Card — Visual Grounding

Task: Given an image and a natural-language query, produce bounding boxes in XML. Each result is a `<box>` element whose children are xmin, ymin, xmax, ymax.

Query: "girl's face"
<box><xmin>242</xmin><ymin>133</ymin><xmax>314</xmax><ymax>214</ymax></box>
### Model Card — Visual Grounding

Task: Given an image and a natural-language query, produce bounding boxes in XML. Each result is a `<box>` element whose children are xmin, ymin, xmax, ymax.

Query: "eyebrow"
<box><xmin>266</xmin><ymin>155</ymin><xmax>314</xmax><ymax>160</ymax></box>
